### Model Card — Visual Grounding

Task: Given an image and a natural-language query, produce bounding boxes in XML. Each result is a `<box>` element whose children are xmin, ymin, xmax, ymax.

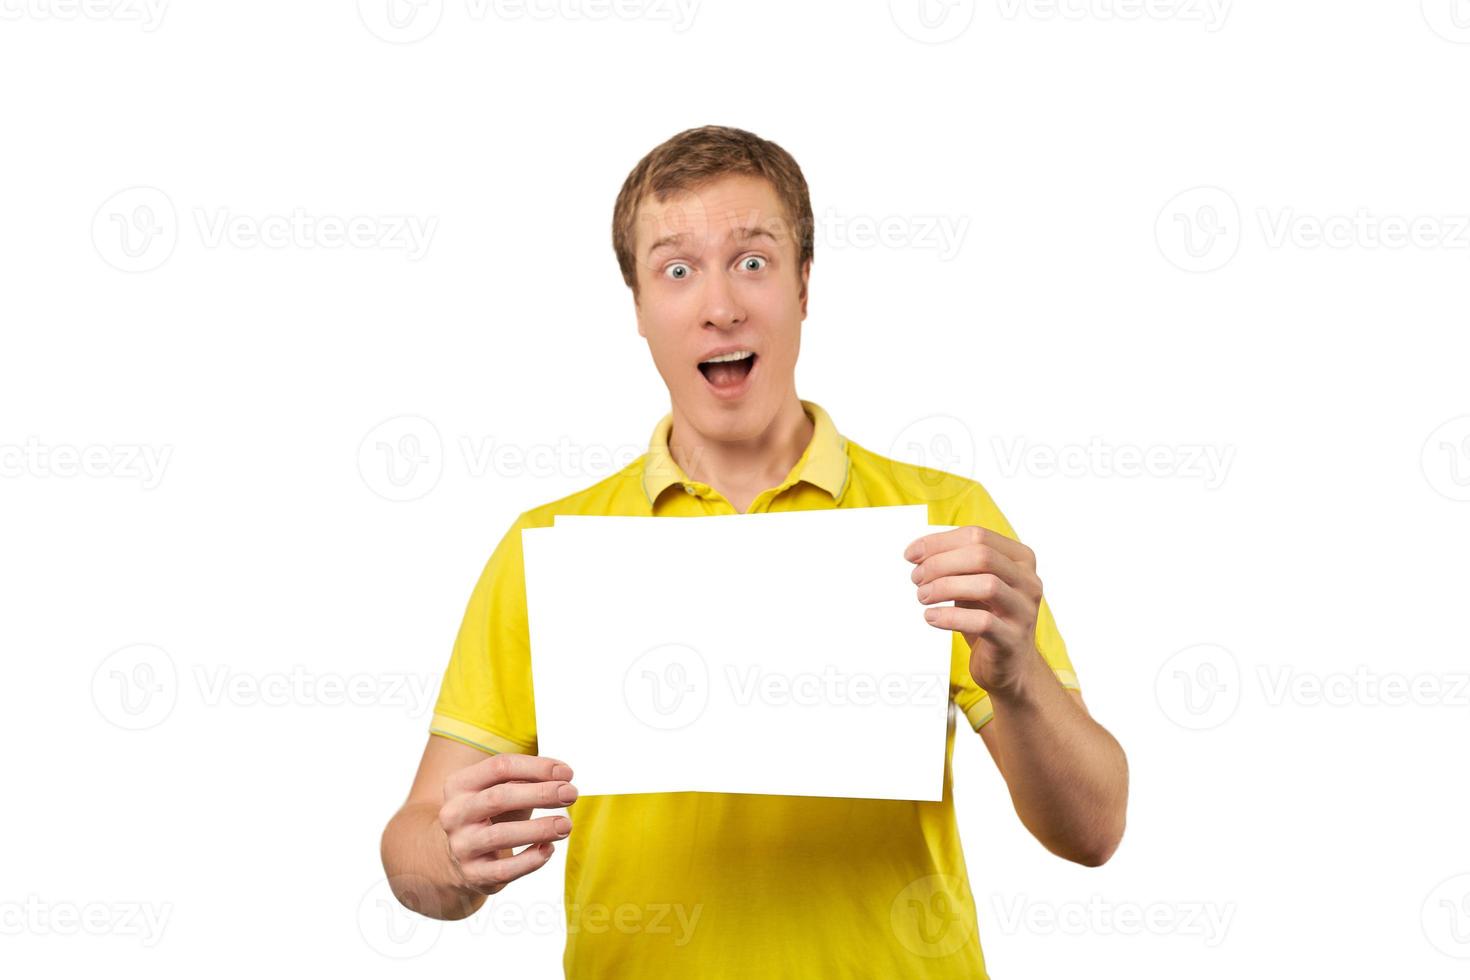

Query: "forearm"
<box><xmin>380</xmin><ymin>802</ymin><xmax>488</xmax><ymax>920</ymax></box>
<box><xmin>987</xmin><ymin>658</ymin><xmax>1129</xmax><ymax>866</ymax></box>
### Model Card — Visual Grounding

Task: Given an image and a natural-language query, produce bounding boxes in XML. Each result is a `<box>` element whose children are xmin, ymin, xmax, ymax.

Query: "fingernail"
<box><xmin>910</xmin><ymin>565</ymin><xmax>922</xmax><ymax>583</ymax></box>
<box><xmin>557</xmin><ymin>783</ymin><xmax>579</xmax><ymax>804</ymax></box>
<box><xmin>916</xmin><ymin>585</ymin><xmax>930</xmax><ymax>601</ymax></box>
<box><xmin>551</xmin><ymin>764</ymin><xmax>573</xmax><ymax>781</ymax></box>
<box><xmin>904</xmin><ymin>541</ymin><xmax>921</xmax><ymax>562</ymax></box>
<box><xmin>924</xmin><ymin>608</ymin><xmax>939</xmax><ymax>623</ymax></box>
<box><xmin>554</xmin><ymin>817</ymin><xmax>572</xmax><ymax>837</ymax></box>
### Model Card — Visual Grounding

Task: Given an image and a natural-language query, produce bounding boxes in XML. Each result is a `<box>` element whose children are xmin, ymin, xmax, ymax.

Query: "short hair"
<box><xmin>611</xmin><ymin>125</ymin><xmax>814</xmax><ymax>299</ymax></box>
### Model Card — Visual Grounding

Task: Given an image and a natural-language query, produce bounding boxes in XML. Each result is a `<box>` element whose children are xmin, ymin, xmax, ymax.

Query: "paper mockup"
<box><xmin>521</xmin><ymin>505</ymin><xmax>962</xmax><ymax>800</ymax></box>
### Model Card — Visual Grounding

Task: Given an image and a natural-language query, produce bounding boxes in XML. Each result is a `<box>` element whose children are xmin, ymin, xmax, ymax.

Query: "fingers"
<box><xmin>455</xmin><ymin>840</ymin><xmax>559</xmax><ymax>894</ymax></box>
<box><xmin>910</xmin><ymin>536</ymin><xmax>1036</xmax><ymax>596</ymax></box>
<box><xmin>923</xmin><ymin>604</ymin><xmax>1023</xmax><ymax>647</ymax></box>
<box><xmin>455</xmin><ymin>778</ymin><xmax>579</xmax><ymax>825</ymax></box>
<box><xmin>454</xmin><ymin>814</ymin><xmax>572</xmax><ymax>861</ymax></box>
<box><xmin>916</xmin><ymin>572</ymin><xmax>1032</xmax><ymax>620</ymax></box>
<box><xmin>905</xmin><ymin>525</ymin><xmax>1034</xmax><ymax>567</ymax></box>
<box><xmin>448</xmin><ymin>753</ymin><xmax>573</xmax><ymax>795</ymax></box>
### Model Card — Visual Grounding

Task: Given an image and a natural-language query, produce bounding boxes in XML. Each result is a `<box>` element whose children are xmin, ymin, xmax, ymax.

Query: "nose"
<box><xmin>700</xmin><ymin>267</ymin><xmax>745</xmax><ymax>330</ymax></box>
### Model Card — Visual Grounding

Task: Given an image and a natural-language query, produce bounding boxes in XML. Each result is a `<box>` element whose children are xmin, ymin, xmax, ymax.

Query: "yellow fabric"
<box><xmin>430</xmin><ymin>399</ymin><xmax>1080</xmax><ymax>978</ymax></box>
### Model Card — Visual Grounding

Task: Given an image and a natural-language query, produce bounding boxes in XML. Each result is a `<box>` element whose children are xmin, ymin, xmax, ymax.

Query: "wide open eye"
<box><xmin>665</xmin><ymin>262</ymin><xmax>691</xmax><ymax>280</ymax></box>
<box><xmin>740</xmin><ymin>256</ymin><xmax>767</xmax><ymax>272</ymax></box>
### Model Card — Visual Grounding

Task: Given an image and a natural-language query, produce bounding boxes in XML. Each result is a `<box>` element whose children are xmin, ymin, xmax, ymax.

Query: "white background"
<box><xmin>3</xmin><ymin>1</ymin><xmax>1468</xmax><ymax>977</ymax></box>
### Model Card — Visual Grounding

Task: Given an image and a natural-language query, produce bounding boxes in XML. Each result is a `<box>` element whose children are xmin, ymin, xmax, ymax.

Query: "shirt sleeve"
<box><xmin>944</xmin><ymin>482</ymin><xmax>1080</xmax><ymax>732</ymax></box>
<box><xmin>428</xmin><ymin>511</ymin><xmax>541</xmax><ymax>756</ymax></box>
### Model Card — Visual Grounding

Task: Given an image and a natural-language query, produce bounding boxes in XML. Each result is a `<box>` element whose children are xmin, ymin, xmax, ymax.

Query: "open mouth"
<box><xmin>697</xmin><ymin>351</ymin><xmax>757</xmax><ymax>392</ymax></box>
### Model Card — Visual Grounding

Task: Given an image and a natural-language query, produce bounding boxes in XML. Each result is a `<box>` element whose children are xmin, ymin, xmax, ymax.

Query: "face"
<box><xmin>632</xmin><ymin>173</ymin><xmax>810</xmax><ymax>442</ymax></box>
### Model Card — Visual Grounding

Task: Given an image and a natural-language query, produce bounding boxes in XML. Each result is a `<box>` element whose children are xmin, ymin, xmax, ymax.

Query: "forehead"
<box><xmin>634</xmin><ymin>173</ymin><xmax>791</xmax><ymax>255</ymax></box>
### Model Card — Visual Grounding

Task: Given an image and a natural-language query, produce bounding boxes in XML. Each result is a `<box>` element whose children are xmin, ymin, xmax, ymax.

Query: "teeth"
<box><xmin>700</xmin><ymin>350</ymin><xmax>754</xmax><ymax>364</ymax></box>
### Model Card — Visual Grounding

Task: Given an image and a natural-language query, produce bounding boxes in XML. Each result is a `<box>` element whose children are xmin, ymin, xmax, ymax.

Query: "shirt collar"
<box><xmin>641</xmin><ymin>399</ymin><xmax>850</xmax><ymax>507</ymax></box>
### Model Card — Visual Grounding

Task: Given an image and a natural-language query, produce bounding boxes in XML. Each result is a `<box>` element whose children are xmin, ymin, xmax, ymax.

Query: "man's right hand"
<box><xmin>438</xmin><ymin>753</ymin><xmax>578</xmax><ymax>896</ymax></box>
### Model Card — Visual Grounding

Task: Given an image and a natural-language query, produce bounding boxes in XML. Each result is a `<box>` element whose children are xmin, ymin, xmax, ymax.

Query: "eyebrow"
<box><xmin>645</xmin><ymin>225</ymin><xmax>780</xmax><ymax>259</ymax></box>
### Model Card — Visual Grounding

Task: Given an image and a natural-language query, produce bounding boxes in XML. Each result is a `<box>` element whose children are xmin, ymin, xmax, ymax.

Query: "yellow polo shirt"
<box><xmin>430</xmin><ymin>399</ymin><xmax>1080</xmax><ymax>978</ymax></box>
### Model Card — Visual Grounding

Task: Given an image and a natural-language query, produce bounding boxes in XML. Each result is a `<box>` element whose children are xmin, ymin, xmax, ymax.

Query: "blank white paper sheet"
<box><xmin>521</xmin><ymin>504</ymin><xmax>963</xmax><ymax>801</ymax></box>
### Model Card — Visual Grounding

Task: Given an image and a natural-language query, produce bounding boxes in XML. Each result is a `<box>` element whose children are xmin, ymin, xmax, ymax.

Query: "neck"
<box><xmin>667</xmin><ymin>396</ymin><xmax>814</xmax><ymax>509</ymax></box>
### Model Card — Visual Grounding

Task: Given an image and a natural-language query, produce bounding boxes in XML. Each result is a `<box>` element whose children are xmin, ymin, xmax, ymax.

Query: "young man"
<box><xmin>380</xmin><ymin>125</ymin><xmax>1129</xmax><ymax>978</ymax></box>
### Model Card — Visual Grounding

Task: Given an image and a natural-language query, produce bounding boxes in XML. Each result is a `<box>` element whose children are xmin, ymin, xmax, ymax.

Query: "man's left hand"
<box><xmin>904</xmin><ymin>526</ymin><xmax>1045</xmax><ymax>697</ymax></box>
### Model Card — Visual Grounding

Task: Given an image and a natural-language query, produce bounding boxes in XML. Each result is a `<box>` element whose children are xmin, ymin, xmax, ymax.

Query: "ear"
<box><xmin>798</xmin><ymin>258</ymin><xmax>812</xmax><ymax>319</ymax></box>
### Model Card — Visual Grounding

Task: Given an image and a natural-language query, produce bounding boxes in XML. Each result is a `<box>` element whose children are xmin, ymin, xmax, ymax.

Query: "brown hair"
<box><xmin>611</xmin><ymin>125</ymin><xmax>814</xmax><ymax>299</ymax></box>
